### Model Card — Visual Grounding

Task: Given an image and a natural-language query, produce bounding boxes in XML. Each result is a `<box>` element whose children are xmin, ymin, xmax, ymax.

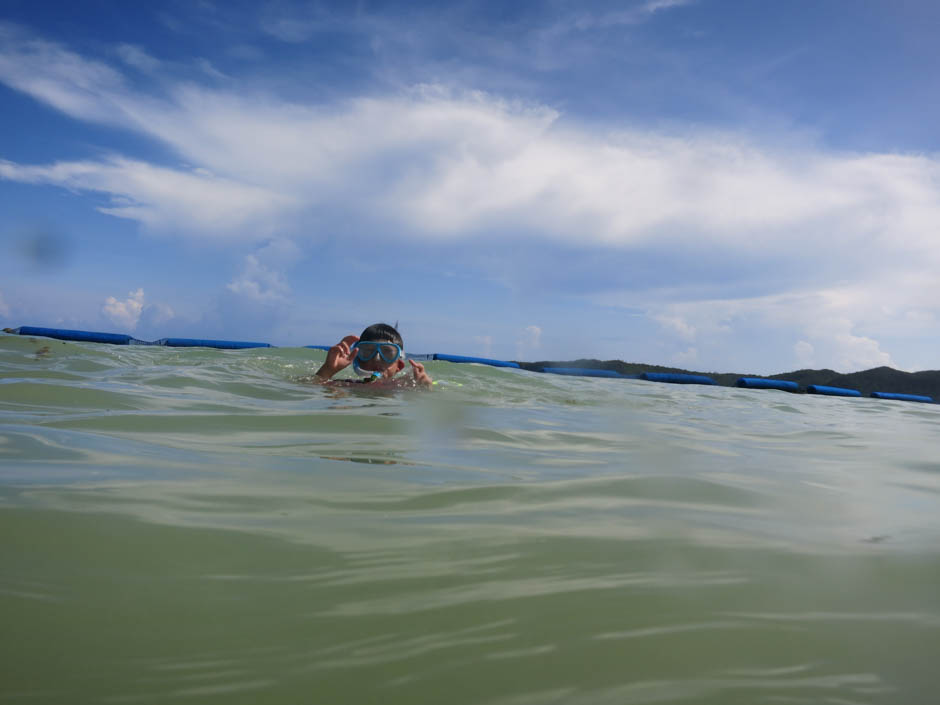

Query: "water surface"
<box><xmin>2</xmin><ymin>333</ymin><xmax>939</xmax><ymax>704</ymax></box>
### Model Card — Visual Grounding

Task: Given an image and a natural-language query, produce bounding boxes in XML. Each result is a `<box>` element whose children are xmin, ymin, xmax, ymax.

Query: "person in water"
<box><xmin>314</xmin><ymin>323</ymin><xmax>433</xmax><ymax>387</ymax></box>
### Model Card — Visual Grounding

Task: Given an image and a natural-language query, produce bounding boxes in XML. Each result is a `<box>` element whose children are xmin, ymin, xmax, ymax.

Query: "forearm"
<box><xmin>314</xmin><ymin>363</ymin><xmax>339</xmax><ymax>381</ymax></box>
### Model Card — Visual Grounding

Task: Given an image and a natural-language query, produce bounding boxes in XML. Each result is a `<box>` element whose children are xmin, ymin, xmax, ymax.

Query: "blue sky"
<box><xmin>1</xmin><ymin>0</ymin><xmax>938</xmax><ymax>373</ymax></box>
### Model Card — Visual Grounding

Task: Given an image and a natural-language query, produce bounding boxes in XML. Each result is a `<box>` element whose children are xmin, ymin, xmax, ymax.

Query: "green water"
<box><xmin>2</xmin><ymin>333</ymin><xmax>939</xmax><ymax>704</ymax></box>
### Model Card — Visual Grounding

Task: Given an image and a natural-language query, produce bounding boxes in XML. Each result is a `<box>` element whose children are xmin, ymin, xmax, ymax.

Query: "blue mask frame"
<box><xmin>353</xmin><ymin>341</ymin><xmax>403</xmax><ymax>364</ymax></box>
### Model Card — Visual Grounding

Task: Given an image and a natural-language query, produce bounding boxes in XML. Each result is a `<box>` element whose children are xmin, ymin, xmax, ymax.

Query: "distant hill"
<box><xmin>517</xmin><ymin>360</ymin><xmax>940</xmax><ymax>401</ymax></box>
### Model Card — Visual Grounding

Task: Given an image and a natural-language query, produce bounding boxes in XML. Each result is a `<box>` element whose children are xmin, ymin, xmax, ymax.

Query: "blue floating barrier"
<box><xmin>871</xmin><ymin>392</ymin><xmax>933</xmax><ymax>403</ymax></box>
<box><xmin>155</xmin><ymin>338</ymin><xmax>272</xmax><ymax>349</ymax></box>
<box><xmin>736</xmin><ymin>377</ymin><xmax>800</xmax><ymax>392</ymax></box>
<box><xmin>542</xmin><ymin>367</ymin><xmax>634</xmax><ymax>378</ymax></box>
<box><xmin>4</xmin><ymin>326</ymin><xmax>935</xmax><ymax>405</ymax></box>
<box><xmin>9</xmin><ymin>326</ymin><xmax>137</xmax><ymax>345</ymax></box>
<box><xmin>806</xmin><ymin>385</ymin><xmax>861</xmax><ymax>397</ymax></box>
<box><xmin>642</xmin><ymin>372</ymin><xmax>717</xmax><ymax>386</ymax></box>
<box><xmin>433</xmin><ymin>354</ymin><xmax>520</xmax><ymax>368</ymax></box>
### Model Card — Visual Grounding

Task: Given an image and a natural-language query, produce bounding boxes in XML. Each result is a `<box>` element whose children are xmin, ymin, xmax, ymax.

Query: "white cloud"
<box><xmin>0</xmin><ymin>157</ymin><xmax>292</xmax><ymax>237</ymax></box>
<box><xmin>1</xmin><ymin>26</ymin><xmax>939</xmax><ymax>266</ymax></box>
<box><xmin>672</xmin><ymin>346</ymin><xmax>698</xmax><ymax>366</ymax></box>
<box><xmin>516</xmin><ymin>325</ymin><xmax>542</xmax><ymax>359</ymax></box>
<box><xmin>643</xmin><ymin>0</ymin><xmax>696</xmax><ymax>14</ymax></box>
<box><xmin>101</xmin><ymin>289</ymin><xmax>178</xmax><ymax>337</ymax></box>
<box><xmin>569</xmin><ymin>0</ymin><xmax>695</xmax><ymax>30</ymax></box>
<box><xmin>837</xmin><ymin>332</ymin><xmax>894</xmax><ymax>371</ymax></box>
<box><xmin>225</xmin><ymin>240</ymin><xmax>299</xmax><ymax>303</ymax></box>
<box><xmin>656</xmin><ymin>315</ymin><xmax>696</xmax><ymax>342</ymax></box>
<box><xmin>473</xmin><ymin>335</ymin><xmax>493</xmax><ymax>358</ymax></box>
<box><xmin>138</xmin><ymin>302</ymin><xmax>176</xmax><ymax>331</ymax></box>
<box><xmin>254</xmin><ymin>237</ymin><xmax>301</xmax><ymax>267</ymax></box>
<box><xmin>102</xmin><ymin>288</ymin><xmax>145</xmax><ymax>330</ymax></box>
<box><xmin>626</xmin><ymin>283</ymin><xmax>908</xmax><ymax>372</ymax></box>
<box><xmin>523</xmin><ymin>325</ymin><xmax>542</xmax><ymax>347</ymax></box>
<box><xmin>803</xmin><ymin>314</ymin><xmax>895</xmax><ymax>371</ymax></box>
<box><xmin>195</xmin><ymin>58</ymin><xmax>228</xmax><ymax>81</ymax></box>
<box><xmin>794</xmin><ymin>340</ymin><xmax>814</xmax><ymax>367</ymax></box>
<box><xmin>226</xmin><ymin>256</ymin><xmax>289</xmax><ymax>303</ymax></box>
<box><xmin>0</xmin><ymin>23</ymin><xmax>127</xmax><ymax>124</ymax></box>
<box><xmin>116</xmin><ymin>44</ymin><xmax>161</xmax><ymax>73</ymax></box>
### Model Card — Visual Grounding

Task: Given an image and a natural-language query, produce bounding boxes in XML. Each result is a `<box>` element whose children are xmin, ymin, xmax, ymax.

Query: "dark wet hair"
<box><xmin>359</xmin><ymin>323</ymin><xmax>403</xmax><ymax>348</ymax></box>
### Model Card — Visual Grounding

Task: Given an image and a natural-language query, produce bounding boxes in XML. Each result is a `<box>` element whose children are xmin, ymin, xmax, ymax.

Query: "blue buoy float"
<box><xmin>155</xmin><ymin>337</ymin><xmax>272</xmax><ymax>349</ymax></box>
<box><xmin>871</xmin><ymin>392</ymin><xmax>933</xmax><ymax>403</ymax></box>
<box><xmin>432</xmin><ymin>353</ymin><xmax>520</xmax><ymax>368</ymax></box>
<box><xmin>542</xmin><ymin>367</ymin><xmax>637</xmax><ymax>379</ymax></box>
<box><xmin>642</xmin><ymin>372</ymin><xmax>717</xmax><ymax>386</ymax></box>
<box><xmin>736</xmin><ymin>377</ymin><xmax>799</xmax><ymax>392</ymax></box>
<box><xmin>11</xmin><ymin>326</ymin><xmax>142</xmax><ymax>345</ymax></box>
<box><xmin>806</xmin><ymin>385</ymin><xmax>862</xmax><ymax>397</ymax></box>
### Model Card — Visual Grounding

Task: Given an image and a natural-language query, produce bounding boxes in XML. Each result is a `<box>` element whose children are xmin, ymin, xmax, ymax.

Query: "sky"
<box><xmin>1</xmin><ymin>0</ymin><xmax>939</xmax><ymax>373</ymax></box>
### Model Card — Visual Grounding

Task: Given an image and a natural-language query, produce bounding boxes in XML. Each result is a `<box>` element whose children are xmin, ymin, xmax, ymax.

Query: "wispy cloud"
<box><xmin>116</xmin><ymin>44</ymin><xmax>162</xmax><ymax>73</ymax></box>
<box><xmin>0</xmin><ymin>23</ymin><xmax>128</xmax><ymax>123</ymax></box>
<box><xmin>567</xmin><ymin>0</ymin><xmax>696</xmax><ymax>31</ymax></box>
<box><xmin>0</xmin><ymin>157</ymin><xmax>293</xmax><ymax>236</ymax></box>
<box><xmin>643</xmin><ymin>0</ymin><xmax>696</xmax><ymax>15</ymax></box>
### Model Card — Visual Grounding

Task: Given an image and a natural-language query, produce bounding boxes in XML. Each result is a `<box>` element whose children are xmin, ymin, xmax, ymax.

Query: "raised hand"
<box><xmin>409</xmin><ymin>359</ymin><xmax>432</xmax><ymax>387</ymax></box>
<box><xmin>316</xmin><ymin>335</ymin><xmax>359</xmax><ymax>380</ymax></box>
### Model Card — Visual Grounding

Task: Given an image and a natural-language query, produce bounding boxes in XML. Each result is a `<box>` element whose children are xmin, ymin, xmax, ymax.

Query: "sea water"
<box><xmin>2</xmin><ymin>333</ymin><xmax>939</xmax><ymax>704</ymax></box>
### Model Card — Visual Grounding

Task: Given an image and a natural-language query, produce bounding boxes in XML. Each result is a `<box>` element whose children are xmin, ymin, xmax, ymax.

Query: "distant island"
<box><xmin>515</xmin><ymin>359</ymin><xmax>940</xmax><ymax>401</ymax></box>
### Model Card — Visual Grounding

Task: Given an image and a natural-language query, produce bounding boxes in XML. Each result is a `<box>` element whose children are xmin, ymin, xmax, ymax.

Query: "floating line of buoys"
<box><xmin>3</xmin><ymin>326</ymin><xmax>933</xmax><ymax>403</ymax></box>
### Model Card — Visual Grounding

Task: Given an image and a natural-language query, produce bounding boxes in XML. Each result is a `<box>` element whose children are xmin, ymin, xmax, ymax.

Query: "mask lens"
<box><xmin>379</xmin><ymin>344</ymin><xmax>400</xmax><ymax>362</ymax></box>
<box><xmin>356</xmin><ymin>343</ymin><xmax>379</xmax><ymax>361</ymax></box>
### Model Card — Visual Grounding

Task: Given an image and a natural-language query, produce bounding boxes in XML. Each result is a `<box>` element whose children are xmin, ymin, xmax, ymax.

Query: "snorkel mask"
<box><xmin>351</xmin><ymin>341</ymin><xmax>405</xmax><ymax>381</ymax></box>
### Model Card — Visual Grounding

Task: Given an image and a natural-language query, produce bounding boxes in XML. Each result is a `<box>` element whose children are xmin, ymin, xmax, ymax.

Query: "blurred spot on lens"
<box><xmin>17</xmin><ymin>224</ymin><xmax>72</xmax><ymax>270</ymax></box>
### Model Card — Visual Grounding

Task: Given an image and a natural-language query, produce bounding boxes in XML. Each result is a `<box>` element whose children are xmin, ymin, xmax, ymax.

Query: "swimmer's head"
<box><xmin>353</xmin><ymin>323</ymin><xmax>405</xmax><ymax>379</ymax></box>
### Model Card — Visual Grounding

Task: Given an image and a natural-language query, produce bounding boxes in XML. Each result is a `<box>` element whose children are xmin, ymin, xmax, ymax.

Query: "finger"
<box><xmin>341</xmin><ymin>335</ymin><xmax>359</xmax><ymax>346</ymax></box>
